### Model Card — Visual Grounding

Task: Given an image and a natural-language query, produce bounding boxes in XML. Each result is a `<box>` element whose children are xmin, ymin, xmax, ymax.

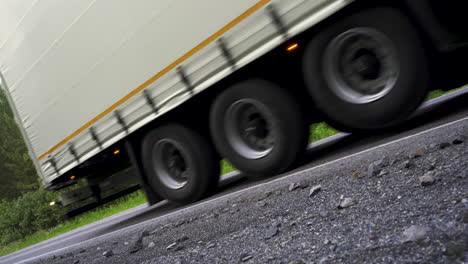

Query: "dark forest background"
<box><xmin>0</xmin><ymin>87</ymin><xmax>38</xmax><ymax>200</ymax></box>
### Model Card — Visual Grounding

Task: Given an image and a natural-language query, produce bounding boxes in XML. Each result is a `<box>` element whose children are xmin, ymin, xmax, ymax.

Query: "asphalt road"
<box><xmin>2</xmin><ymin>87</ymin><xmax>467</xmax><ymax>264</ymax></box>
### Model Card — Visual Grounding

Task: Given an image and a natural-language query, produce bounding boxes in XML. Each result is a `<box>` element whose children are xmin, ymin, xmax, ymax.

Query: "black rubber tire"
<box><xmin>302</xmin><ymin>7</ymin><xmax>429</xmax><ymax>132</ymax></box>
<box><xmin>141</xmin><ymin>124</ymin><xmax>220</xmax><ymax>204</ymax></box>
<box><xmin>210</xmin><ymin>79</ymin><xmax>308</xmax><ymax>178</ymax></box>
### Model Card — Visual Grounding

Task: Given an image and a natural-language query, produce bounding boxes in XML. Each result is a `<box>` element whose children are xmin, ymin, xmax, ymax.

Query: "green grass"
<box><xmin>0</xmin><ymin>191</ymin><xmax>147</xmax><ymax>256</ymax></box>
<box><xmin>1</xmin><ymin>87</ymin><xmax>463</xmax><ymax>256</ymax></box>
<box><xmin>426</xmin><ymin>87</ymin><xmax>461</xmax><ymax>100</ymax></box>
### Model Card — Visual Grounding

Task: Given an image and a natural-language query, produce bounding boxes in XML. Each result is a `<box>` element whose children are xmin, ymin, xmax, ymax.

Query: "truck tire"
<box><xmin>302</xmin><ymin>7</ymin><xmax>429</xmax><ymax>131</ymax></box>
<box><xmin>141</xmin><ymin>124</ymin><xmax>219</xmax><ymax>203</ymax></box>
<box><xmin>210</xmin><ymin>79</ymin><xmax>308</xmax><ymax>177</ymax></box>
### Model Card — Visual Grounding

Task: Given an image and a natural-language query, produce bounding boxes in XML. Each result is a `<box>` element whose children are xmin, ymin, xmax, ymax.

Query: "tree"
<box><xmin>0</xmin><ymin>86</ymin><xmax>38</xmax><ymax>200</ymax></box>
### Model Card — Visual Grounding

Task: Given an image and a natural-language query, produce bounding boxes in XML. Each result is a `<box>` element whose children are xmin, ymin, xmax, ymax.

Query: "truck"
<box><xmin>1</xmin><ymin>0</ymin><xmax>467</xmax><ymax>207</ymax></box>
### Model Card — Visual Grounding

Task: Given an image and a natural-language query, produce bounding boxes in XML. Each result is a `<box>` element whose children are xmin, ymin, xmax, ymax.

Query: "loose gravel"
<box><xmin>35</xmin><ymin>128</ymin><xmax>467</xmax><ymax>264</ymax></box>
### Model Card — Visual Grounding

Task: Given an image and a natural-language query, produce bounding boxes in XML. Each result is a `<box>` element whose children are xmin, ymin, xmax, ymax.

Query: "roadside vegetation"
<box><xmin>0</xmin><ymin>87</ymin><xmax>463</xmax><ymax>256</ymax></box>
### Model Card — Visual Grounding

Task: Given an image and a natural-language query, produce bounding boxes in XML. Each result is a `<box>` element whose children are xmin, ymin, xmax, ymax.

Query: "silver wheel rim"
<box><xmin>152</xmin><ymin>139</ymin><xmax>192</xmax><ymax>190</ymax></box>
<box><xmin>323</xmin><ymin>27</ymin><xmax>400</xmax><ymax>104</ymax></box>
<box><xmin>224</xmin><ymin>99</ymin><xmax>276</xmax><ymax>159</ymax></box>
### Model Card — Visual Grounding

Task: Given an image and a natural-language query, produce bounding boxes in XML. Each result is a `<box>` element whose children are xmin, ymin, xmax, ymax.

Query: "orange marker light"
<box><xmin>286</xmin><ymin>43</ymin><xmax>299</xmax><ymax>52</ymax></box>
<box><xmin>70</xmin><ymin>175</ymin><xmax>76</xmax><ymax>180</ymax></box>
<box><xmin>113</xmin><ymin>149</ymin><xmax>121</xmax><ymax>155</ymax></box>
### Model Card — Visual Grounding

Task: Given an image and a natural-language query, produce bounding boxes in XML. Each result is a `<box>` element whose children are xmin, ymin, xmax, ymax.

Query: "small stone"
<box><xmin>79</xmin><ymin>249</ymin><xmax>86</xmax><ymax>254</ymax></box>
<box><xmin>427</xmin><ymin>162</ymin><xmax>436</xmax><ymax>171</ymax></box>
<box><xmin>337</xmin><ymin>198</ymin><xmax>355</xmax><ymax>209</ymax></box>
<box><xmin>378</xmin><ymin>169</ymin><xmax>389</xmax><ymax>177</ymax></box>
<box><xmin>280</xmin><ymin>241</ymin><xmax>289</xmax><ymax>248</ymax></box>
<box><xmin>96</xmin><ymin>247</ymin><xmax>101</xmax><ymax>251</ymax></box>
<box><xmin>330</xmin><ymin>244</ymin><xmax>337</xmax><ymax>252</ymax></box>
<box><xmin>141</xmin><ymin>230</ymin><xmax>150</xmax><ymax>238</ymax></box>
<box><xmin>124</xmin><ymin>242</ymin><xmax>129</xmax><ymax>246</ymax></box>
<box><xmin>128</xmin><ymin>241</ymin><xmax>143</xmax><ymax>254</ymax></box>
<box><xmin>419</xmin><ymin>172</ymin><xmax>436</xmax><ymax>186</ymax></box>
<box><xmin>148</xmin><ymin>242</ymin><xmax>155</xmax><ymax>248</ymax></box>
<box><xmin>453</xmin><ymin>135</ymin><xmax>465</xmax><ymax>144</ymax></box>
<box><xmin>402</xmin><ymin>225</ymin><xmax>429</xmax><ymax>242</ymax></box>
<box><xmin>102</xmin><ymin>250</ymin><xmax>114</xmax><ymax>257</ymax></box>
<box><xmin>73</xmin><ymin>260</ymin><xmax>80</xmax><ymax>264</ymax></box>
<box><xmin>352</xmin><ymin>171</ymin><xmax>363</xmax><ymax>179</ymax></box>
<box><xmin>413</xmin><ymin>145</ymin><xmax>428</xmax><ymax>158</ymax></box>
<box><xmin>319</xmin><ymin>210</ymin><xmax>328</xmax><ymax>218</ymax></box>
<box><xmin>207</xmin><ymin>242</ymin><xmax>216</xmax><ymax>249</ymax></box>
<box><xmin>240</xmin><ymin>253</ymin><xmax>253</xmax><ymax>262</ymax></box>
<box><xmin>166</xmin><ymin>242</ymin><xmax>184</xmax><ymax>251</ymax></box>
<box><xmin>368</xmin><ymin>232</ymin><xmax>378</xmax><ymax>241</ymax></box>
<box><xmin>166</xmin><ymin>242</ymin><xmax>178</xmax><ymax>251</ymax></box>
<box><xmin>375</xmin><ymin>157</ymin><xmax>390</xmax><ymax>168</ymax></box>
<box><xmin>324</xmin><ymin>239</ymin><xmax>331</xmax><ymax>245</ymax></box>
<box><xmin>256</xmin><ymin>201</ymin><xmax>267</xmax><ymax>207</ymax></box>
<box><xmin>207</xmin><ymin>213</ymin><xmax>218</xmax><ymax>219</ymax></box>
<box><xmin>256</xmin><ymin>191</ymin><xmax>272</xmax><ymax>201</ymax></box>
<box><xmin>400</xmin><ymin>160</ymin><xmax>414</xmax><ymax>169</ymax></box>
<box><xmin>367</xmin><ymin>162</ymin><xmax>382</xmax><ymax>177</ymax></box>
<box><xmin>288</xmin><ymin>182</ymin><xmax>305</xmax><ymax>191</ymax></box>
<box><xmin>443</xmin><ymin>242</ymin><xmax>465</xmax><ymax>257</ymax></box>
<box><xmin>265</xmin><ymin>225</ymin><xmax>279</xmax><ymax>239</ymax></box>
<box><xmin>273</xmin><ymin>190</ymin><xmax>283</xmax><ymax>196</ymax></box>
<box><xmin>177</xmin><ymin>235</ymin><xmax>189</xmax><ymax>242</ymax></box>
<box><xmin>439</xmin><ymin>142</ymin><xmax>451</xmax><ymax>149</ymax></box>
<box><xmin>462</xmin><ymin>198</ymin><xmax>468</xmax><ymax>204</ymax></box>
<box><xmin>309</xmin><ymin>185</ymin><xmax>322</xmax><ymax>197</ymax></box>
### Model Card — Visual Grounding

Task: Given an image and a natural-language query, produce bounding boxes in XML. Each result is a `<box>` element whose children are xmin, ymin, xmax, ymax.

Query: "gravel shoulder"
<box><xmin>34</xmin><ymin>119</ymin><xmax>468</xmax><ymax>264</ymax></box>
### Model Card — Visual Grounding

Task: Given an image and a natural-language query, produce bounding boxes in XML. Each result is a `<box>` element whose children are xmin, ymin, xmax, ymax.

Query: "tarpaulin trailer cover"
<box><xmin>0</xmin><ymin>0</ymin><xmax>351</xmax><ymax>186</ymax></box>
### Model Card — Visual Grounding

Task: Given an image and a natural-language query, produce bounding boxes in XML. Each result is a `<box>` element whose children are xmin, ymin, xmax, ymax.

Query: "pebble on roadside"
<box><xmin>352</xmin><ymin>171</ymin><xmax>363</xmax><ymax>179</ymax></box>
<box><xmin>102</xmin><ymin>250</ymin><xmax>114</xmax><ymax>257</ymax></box>
<box><xmin>412</xmin><ymin>145</ymin><xmax>428</xmax><ymax>158</ymax></box>
<box><xmin>309</xmin><ymin>185</ymin><xmax>322</xmax><ymax>197</ymax></box>
<box><xmin>177</xmin><ymin>235</ymin><xmax>189</xmax><ymax>243</ymax></box>
<box><xmin>400</xmin><ymin>160</ymin><xmax>414</xmax><ymax>169</ymax></box>
<box><xmin>439</xmin><ymin>142</ymin><xmax>451</xmax><ymax>149</ymax></box>
<box><xmin>337</xmin><ymin>198</ymin><xmax>355</xmax><ymax>209</ymax></box>
<box><xmin>166</xmin><ymin>242</ymin><xmax>178</xmax><ymax>251</ymax></box>
<box><xmin>240</xmin><ymin>253</ymin><xmax>253</xmax><ymax>262</ymax></box>
<box><xmin>419</xmin><ymin>172</ymin><xmax>436</xmax><ymax>186</ymax></box>
<box><xmin>264</xmin><ymin>224</ymin><xmax>279</xmax><ymax>239</ymax></box>
<box><xmin>288</xmin><ymin>182</ymin><xmax>308</xmax><ymax>192</ymax></box>
<box><xmin>367</xmin><ymin>162</ymin><xmax>382</xmax><ymax>177</ymax></box>
<box><xmin>378</xmin><ymin>169</ymin><xmax>389</xmax><ymax>177</ymax></box>
<box><xmin>402</xmin><ymin>225</ymin><xmax>430</xmax><ymax>243</ymax></box>
<box><xmin>452</xmin><ymin>135</ymin><xmax>466</xmax><ymax>145</ymax></box>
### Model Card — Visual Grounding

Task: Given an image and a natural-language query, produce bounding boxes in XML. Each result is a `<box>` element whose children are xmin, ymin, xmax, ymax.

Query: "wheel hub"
<box><xmin>225</xmin><ymin>99</ymin><xmax>276</xmax><ymax>159</ymax></box>
<box><xmin>152</xmin><ymin>139</ymin><xmax>191</xmax><ymax>190</ymax></box>
<box><xmin>324</xmin><ymin>27</ymin><xmax>400</xmax><ymax>104</ymax></box>
<box><xmin>351</xmin><ymin>49</ymin><xmax>381</xmax><ymax>80</ymax></box>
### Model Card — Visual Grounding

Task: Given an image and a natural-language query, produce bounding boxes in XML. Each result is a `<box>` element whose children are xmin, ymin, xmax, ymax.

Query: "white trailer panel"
<box><xmin>0</xmin><ymin>0</ymin><xmax>352</xmax><ymax>186</ymax></box>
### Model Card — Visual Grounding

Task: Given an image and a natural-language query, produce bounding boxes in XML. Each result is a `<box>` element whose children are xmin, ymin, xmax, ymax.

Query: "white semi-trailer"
<box><xmin>1</xmin><ymin>0</ymin><xmax>466</xmax><ymax>205</ymax></box>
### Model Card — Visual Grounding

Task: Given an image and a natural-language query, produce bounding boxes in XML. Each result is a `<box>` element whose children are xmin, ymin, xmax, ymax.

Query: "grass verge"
<box><xmin>0</xmin><ymin>87</ymin><xmax>463</xmax><ymax>256</ymax></box>
<box><xmin>0</xmin><ymin>191</ymin><xmax>147</xmax><ymax>256</ymax></box>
